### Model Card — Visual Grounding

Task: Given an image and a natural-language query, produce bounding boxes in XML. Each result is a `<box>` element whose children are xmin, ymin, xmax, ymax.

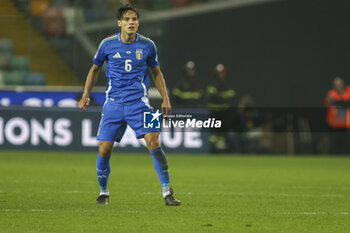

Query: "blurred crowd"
<box><xmin>170</xmin><ymin>61</ymin><xmax>265</xmax><ymax>154</ymax></box>
<box><xmin>171</xmin><ymin>61</ymin><xmax>350</xmax><ymax>155</ymax></box>
<box><xmin>15</xmin><ymin>0</ymin><xmax>223</xmax><ymax>36</ymax></box>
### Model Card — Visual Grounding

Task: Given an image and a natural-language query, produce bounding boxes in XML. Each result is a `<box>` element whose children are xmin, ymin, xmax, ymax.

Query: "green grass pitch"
<box><xmin>0</xmin><ymin>151</ymin><xmax>350</xmax><ymax>233</ymax></box>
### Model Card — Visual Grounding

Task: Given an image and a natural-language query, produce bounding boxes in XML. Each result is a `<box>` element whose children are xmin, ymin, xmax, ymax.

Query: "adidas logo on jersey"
<box><xmin>113</xmin><ymin>52</ymin><xmax>121</xmax><ymax>58</ymax></box>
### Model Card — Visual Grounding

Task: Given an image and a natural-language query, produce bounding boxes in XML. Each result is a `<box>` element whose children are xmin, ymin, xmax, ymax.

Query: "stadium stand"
<box><xmin>24</xmin><ymin>72</ymin><xmax>46</xmax><ymax>85</ymax></box>
<box><xmin>3</xmin><ymin>71</ymin><xmax>26</xmax><ymax>85</ymax></box>
<box><xmin>0</xmin><ymin>55</ymin><xmax>10</xmax><ymax>70</ymax></box>
<box><xmin>0</xmin><ymin>39</ymin><xmax>14</xmax><ymax>57</ymax></box>
<box><xmin>9</xmin><ymin>56</ymin><xmax>30</xmax><ymax>71</ymax></box>
<box><xmin>0</xmin><ymin>0</ymin><xmax>81</xmax><ymax>86</ymax></box>
<box><xmin>0</xmin><ymin>72</ymin><xmax>4</xmax><ymax>85</ymax></box>
<box><xmin>150</xmin><ymin>0</ymin><xmax>171</xmax><ymax>10</ymax></box>
<box><xmin>0</xmin><ymin>38</ymin><xmax>42</xmax><ymax>86</ymax></box>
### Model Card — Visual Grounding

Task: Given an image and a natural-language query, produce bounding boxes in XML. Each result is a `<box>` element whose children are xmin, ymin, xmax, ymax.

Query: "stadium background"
<box><xmin>2</xmin><ymin>1</ymin><xmax>350</xmax><ymax>233</ymax></box>
<box><xmin>1</xmin><ymin>0</ymin><xmax>350</xmax><ymax>154</ymax></box>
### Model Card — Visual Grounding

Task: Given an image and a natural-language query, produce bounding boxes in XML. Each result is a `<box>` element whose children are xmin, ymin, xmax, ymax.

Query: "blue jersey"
<box><xmin>93</xmin><ymin>33</ymin><xmax>159</xmax><ymax>103</ymax></box>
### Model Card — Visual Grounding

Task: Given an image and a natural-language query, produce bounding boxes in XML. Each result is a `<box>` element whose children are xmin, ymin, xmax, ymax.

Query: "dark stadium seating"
<box><xmin>0</xmin><ymin>39</ymin><xmax>14</xmax><ymax>57</ymax></box>
<box><xmin>0</xmin><ymin>71</ymin><xmax>4</xmax><ymax>85</ymax></box>
<box><xmin>0</xmin><ymin>38</ymin><xmax>46</xmax><ymax>86</ymax></box>
<box><xmin>0</xmin><ymin>56</ymin><xmax>9</xmax><ymax>70</ymax></box>
<box><xmin>9</xmin><ymin>56</ymin><xmax>30</xmax><ymax>71</ymax></box>
<box><xmin>3</xmin><ymin>71</ymin><xmax>27</xmax><ymax>85</ymax></box>
<box><xmin>150</xmin><ymin>0</ymin><xmax>170</xmax><ymax>10</ymax></box>
<box><xmin>24</xmin><ymin>72</ymin><xmax>46</xmax><ymax>86</ymax></box>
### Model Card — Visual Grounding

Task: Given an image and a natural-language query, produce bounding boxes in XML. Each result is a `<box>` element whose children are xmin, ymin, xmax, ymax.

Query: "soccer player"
<box><xmin>78</xmin><ymin>4</ymin><xmax>180</xmax><ymax>206</ymax></box>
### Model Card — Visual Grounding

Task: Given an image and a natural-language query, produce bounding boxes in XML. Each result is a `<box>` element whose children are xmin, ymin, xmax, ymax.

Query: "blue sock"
<box><xmin>96</xmin><ymin>153</ymin><xmax>111</xmax><ymax>192</ymax></box>
<box><xmin>150</xmin><ymin>147</ymin><xmax>170</xmax><ymax>188</ymax></box>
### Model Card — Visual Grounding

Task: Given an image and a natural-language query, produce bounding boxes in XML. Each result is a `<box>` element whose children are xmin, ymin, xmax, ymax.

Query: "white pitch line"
<box><xmin>180</xmin><ymin>184</ymin><xmax>350</xmax><ymax>191</ymax></box>
<box><xmin>142</xmin><ymin>191</ymin><xmax>347</xmax><ymax>198</ymax></box>
<box><xmin>1</xmin><ymin>209</ymin><xmax>52</xmax><ymax>212</ymax></box>
<box><xmin>300</xmin><ymin>212</ymin><xmax>349</xmax><ymax>215</ymax></box>
<box><xmin>63</xmin><ymin>190</ymin><xmax>80</xmax><ymax>194</ymax></box>
<box><xmin>2</xmin><ymin>190</ymin><xmax>348</xmax><ymax>199</ymax></box>
<box><xmin>31</xmin><ymin>209</ymin><xmax>52</xmax><ymax>212</ymax></box>
<box><xmin>292</xmin><ymin>186</ymin><xmax>350</xmax><ymax>190</ymax></box>
<box><xmin>1</xmin><ymin>209</ymin><xmax>22</xmax><ymax>212</ymax></box>
<box><xmin>302</xmin><ymin>212</ymin><xmax>318</xmax><ymax>215</ymax></box>
<box><xmin>125</xmin><ymin>210</ymin><xmax>141</xmax><ymax>214</ymax></box>
<box><xmin>1</xmin><ymin>208</ymin><xmax>349</xmax><ymax>216</ymax></box>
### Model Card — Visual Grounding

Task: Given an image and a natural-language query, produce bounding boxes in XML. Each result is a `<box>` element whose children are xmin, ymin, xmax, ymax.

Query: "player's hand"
<box><xmin>161</xmin><ymin>99</ymin><xmax>172</xmax><ymax>117</ymax></box>
<box><xmin>78</xmin><ymin>96</ymin><xmax>90</xmax><ymax>111</ymax></box>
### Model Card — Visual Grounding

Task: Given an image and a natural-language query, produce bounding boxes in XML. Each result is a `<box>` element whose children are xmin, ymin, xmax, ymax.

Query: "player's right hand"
<box><xmin>78</xmin><ymin>96</ymin><xmax>90</xmax><ymax>111</ymax></box>
<box><xmin>161</xmin><ymin>99</ymin><xmax>172</xmax><ymax>117</ymax></box>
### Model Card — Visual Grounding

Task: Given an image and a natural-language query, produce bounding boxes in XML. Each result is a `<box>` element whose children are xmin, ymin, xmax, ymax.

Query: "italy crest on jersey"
<box><xmin>136</xmin><ymin>49</ymin><xmax>143</xmax><ymax>60</ymax></box>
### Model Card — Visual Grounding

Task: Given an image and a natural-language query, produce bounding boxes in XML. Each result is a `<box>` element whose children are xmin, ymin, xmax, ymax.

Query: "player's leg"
<box><xmin>124</xmin><ymin>98</ymin><xmax>180</xmax><ymax>205</ymax></box>
<box><xmin>144</xmin><ymin>132</ymin><xmax>181</xmax><ymax>206</ymax></box>
<box><xmin>96</xmin><ymin>141</ymin><xmax>114</xmax><ymax>200</ymax></box>
<box><xmin>144</xmin><ymin>132</ymin><xmax>169</xmax><ymax>188</ymax></box>
<box><xmin>95</xmin><ymin>100</ymin><xmax>127</xmax><ymax>204</ymax></box>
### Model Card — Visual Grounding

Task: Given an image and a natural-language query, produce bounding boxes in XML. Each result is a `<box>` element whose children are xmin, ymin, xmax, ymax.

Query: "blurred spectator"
<box><xmin>171</xmin><ymin>61</ymin><xmax>204</xmax><ymax>107</ymax></box>
<box><xmin>207</xmin><ymin>63</ymin><xmax>235</xmax><ymax>152</ymax></box>
<box><xmin>325</xmin><ymin>77</ymin><xmax>350</xmax><ymax>154</ymax></box>
<box><xmin>207</xmin><ymin>64</ymin><xmax>235</xmax><ymax>109</ymax></box>
<box><xmin>229</xmin><ymin>96</ymin><xmax>264</xmax><ymax>153</ymax></box>
<box><xmin>43</xmin><ymin>8</ymin><xmax>66</xmax><ymax>36</ymax></box>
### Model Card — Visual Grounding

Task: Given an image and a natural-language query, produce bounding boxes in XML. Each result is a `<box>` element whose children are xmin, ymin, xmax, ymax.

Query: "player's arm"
<box><xmin>78</xmin><ymin>64</ymin><xmax>101</xmax><ymax>111</ymax></box>
<box><xmin>150</xmin><ymin>66</ymin><xmax>172</xmax><ymax>116</ymax></box>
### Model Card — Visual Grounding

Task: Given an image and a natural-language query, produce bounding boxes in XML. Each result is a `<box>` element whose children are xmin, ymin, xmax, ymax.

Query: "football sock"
<box><xmin>162</xmin><ymin>186</ymin><xmax>171</xmax><ymax>198</ymax></box>
<box><xmin>150</xmin><ymin>147</ymin><xmax>170</xmax><ymax>194</ymax></box>
<box><xmin>96</xmin><ymin>153</ymin><xmax>111</xmax><ymax>195</ymax></box>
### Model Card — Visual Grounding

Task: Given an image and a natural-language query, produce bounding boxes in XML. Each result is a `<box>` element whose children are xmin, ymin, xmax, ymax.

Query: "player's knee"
<box><xmin>99</xmin><ymin>142</ymin><xmax>113</xmax><ymax>157</ymax></box>
<box><xmin>147</xmin><ymin>138</ymin><xmax>160</xmax><ymax>151</ymax></box>
<box><xmin>99</xmin><ymin>148</ymin><xmax>112</xmax><ymax>158</ymax></box>
<box><xmin>145</xmin><ymin>132</ymin><xmax>160</xmax><ymax>151</ymax></box>
<box><xmin>150</xmin><ymin>141</ymin><xmax>160</xmax><ymax>150</ymax></box>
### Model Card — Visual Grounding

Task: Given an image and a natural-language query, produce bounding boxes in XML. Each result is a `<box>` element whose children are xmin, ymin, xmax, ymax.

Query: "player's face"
<box><xmin>118</xmin><ymin>11</ymin><xmax>139</xmax><ymax>35</ymax></box>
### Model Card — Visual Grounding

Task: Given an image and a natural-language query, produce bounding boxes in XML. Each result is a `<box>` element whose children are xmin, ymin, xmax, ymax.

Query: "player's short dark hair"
<box><xmin>117</xmin><ymin>4</ymin><xmax>139</xmax><ymax>20</ymax></box>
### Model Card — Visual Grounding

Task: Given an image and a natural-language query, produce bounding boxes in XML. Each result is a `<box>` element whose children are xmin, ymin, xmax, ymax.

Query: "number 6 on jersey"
<box><xmin>125</xmin><ymin>59</ymin><xmax>132</xmax><ymax>72</ymax></box>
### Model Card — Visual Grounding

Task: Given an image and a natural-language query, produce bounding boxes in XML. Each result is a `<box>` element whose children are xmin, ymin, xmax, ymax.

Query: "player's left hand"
<box><xmin>161</xmin><ymin>99</ymin><xmax>172</xmax><ymax>117</ymax></box>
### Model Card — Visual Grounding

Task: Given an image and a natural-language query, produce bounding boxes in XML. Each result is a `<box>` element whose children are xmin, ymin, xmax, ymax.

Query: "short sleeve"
<box><xmin>147</xmin><ymin>42</ymin><xmax>159</xmax><ymax>68</ymax></box>
<box><xmin>93</xmin><ymin>41</ymin><xmax>106</xmax><ymax>66</ymax></box>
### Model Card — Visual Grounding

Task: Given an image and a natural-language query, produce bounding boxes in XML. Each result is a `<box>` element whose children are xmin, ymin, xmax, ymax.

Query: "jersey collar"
<box><xmin>117</xmin><ymin>33</ymin><xmax>139</xmax><ymax>42</ymax></box>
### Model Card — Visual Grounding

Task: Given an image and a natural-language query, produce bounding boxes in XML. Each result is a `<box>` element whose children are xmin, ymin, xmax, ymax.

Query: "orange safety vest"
<box><xmin>325</xmin><ymin>86</ymin><xmax>350</xmax><ymax>128</ymax></box>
